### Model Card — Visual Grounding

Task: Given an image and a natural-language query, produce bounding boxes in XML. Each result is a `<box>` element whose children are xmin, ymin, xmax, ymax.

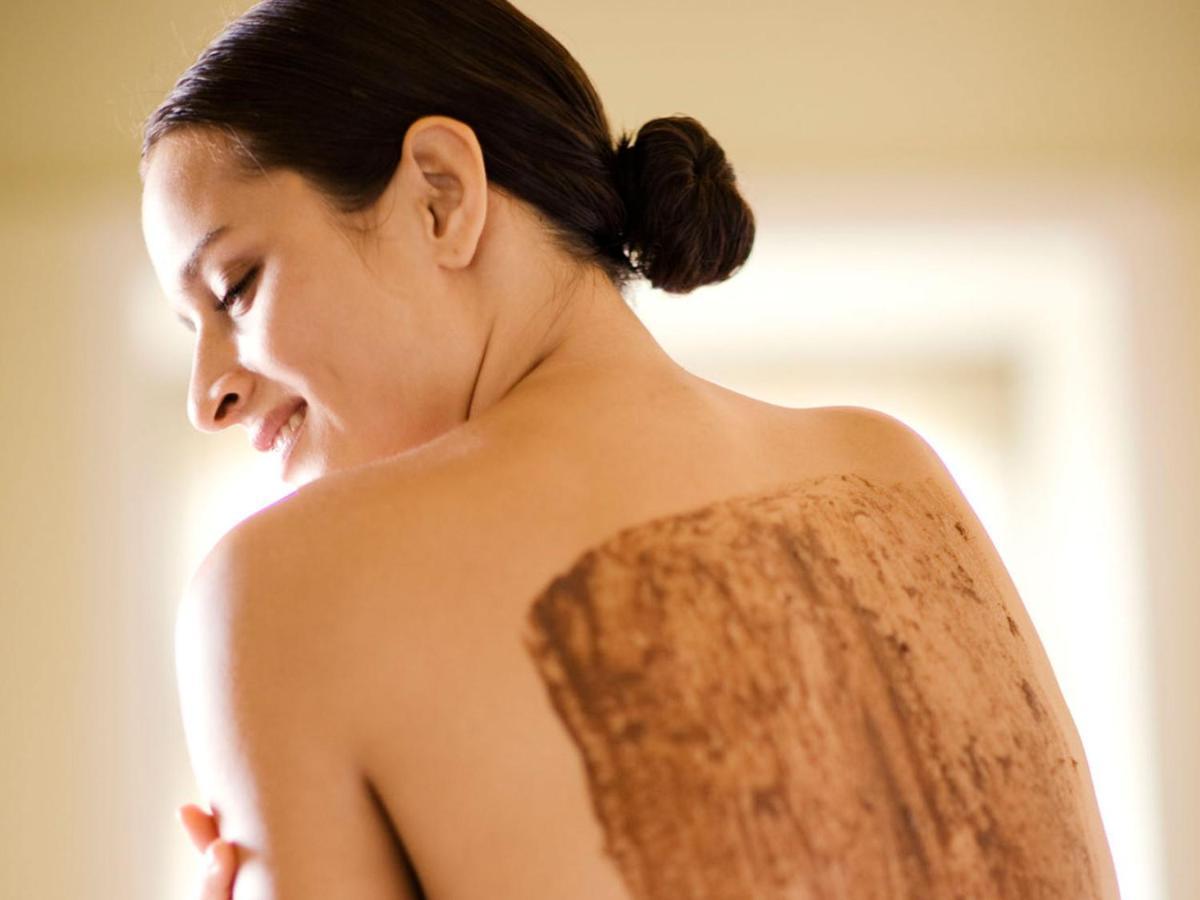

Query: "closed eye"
<box><xmin>216</xmin><ymin>266</ymin><xmax>259</xmax><ymax>313</ymax></box>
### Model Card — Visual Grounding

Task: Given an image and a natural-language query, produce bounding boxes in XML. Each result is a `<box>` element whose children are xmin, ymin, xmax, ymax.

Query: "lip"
<box><xmin>250</xmin><ymin>399</ymin><xmax>306</xmax><ymax>453</ymax></box>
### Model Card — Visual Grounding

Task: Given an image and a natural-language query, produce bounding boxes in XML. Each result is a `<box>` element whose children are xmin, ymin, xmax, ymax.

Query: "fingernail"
<box><xmin>205</xmin><ymin>842</ymin><xmax>222</xmax><ymax>871</ymax></box>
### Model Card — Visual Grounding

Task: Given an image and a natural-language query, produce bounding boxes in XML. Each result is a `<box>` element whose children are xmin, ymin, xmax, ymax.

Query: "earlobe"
<box><xmin>401</xmin><ymin>115</ymin><xmax>488</xmax><ymax>270</ymax></box>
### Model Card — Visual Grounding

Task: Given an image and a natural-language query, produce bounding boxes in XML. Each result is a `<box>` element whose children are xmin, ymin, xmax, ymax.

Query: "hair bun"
<box><xmin>612</xmin><ymin>115</ymin><xmax>755</xmax><ymax>294</ymax></box>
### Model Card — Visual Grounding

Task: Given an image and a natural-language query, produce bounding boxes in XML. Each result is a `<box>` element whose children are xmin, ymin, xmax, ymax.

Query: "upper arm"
<box><xmin>175</xmin><ymin>518</ymin><xmax>422</xmax><ymax>900</ymax></box>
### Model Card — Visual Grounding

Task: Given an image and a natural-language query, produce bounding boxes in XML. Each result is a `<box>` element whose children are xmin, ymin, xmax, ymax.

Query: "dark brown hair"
<box><xmin>141</xmin><ymin>0</ymin><xmax>755</xmax><ymax>295</ymax></box>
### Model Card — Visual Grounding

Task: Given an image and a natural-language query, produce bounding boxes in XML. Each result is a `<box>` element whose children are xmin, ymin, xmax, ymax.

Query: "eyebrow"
<box><xmin>180</xmin><ymin>225</ymin><xmax>231</xmax><ymax>284</ymax></box>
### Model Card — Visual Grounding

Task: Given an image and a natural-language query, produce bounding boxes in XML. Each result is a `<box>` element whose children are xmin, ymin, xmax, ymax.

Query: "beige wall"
<box><xmin>1122</xmin><ymin>169</ymin><xmax>1200</xmax><ymax>900</ymax></box>
<box><xmin>1</xmin><ymin>2</ymin><xmax>1196</xmax><ymax>897</ymax></box>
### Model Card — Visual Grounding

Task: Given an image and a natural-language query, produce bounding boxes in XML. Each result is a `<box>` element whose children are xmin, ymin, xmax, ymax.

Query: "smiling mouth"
<box><xmin>272</xmin><ymin>402</ymin><xmax>307</xmax><ymax>460</ymax></box>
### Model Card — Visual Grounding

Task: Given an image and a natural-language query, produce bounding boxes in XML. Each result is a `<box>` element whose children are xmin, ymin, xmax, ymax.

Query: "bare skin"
<box><xmin>178</xmin><ymin>803</ymin><xmax>236</xmax><ymax>898</ymax></box>
<box><xmin>360</xmin><ymin>400</ymin><xmax>1119</xmax><ymax>899</ymax></box>
<box><xmin>174</xmin><ymin>392</ymin><xmax>1119</xmax><ymax>899</ymax></box>
<box><xmin>142</xmin><ymin>116</ymin><xmax>1118</xmax><ymax>898</ymax></box>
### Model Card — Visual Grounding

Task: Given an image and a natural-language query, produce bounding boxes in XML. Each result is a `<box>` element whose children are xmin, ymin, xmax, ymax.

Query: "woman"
<box><xmin>141</xmin><ymin>1</ymin><xmax>1119</xmax><ymax>898</ymax></box>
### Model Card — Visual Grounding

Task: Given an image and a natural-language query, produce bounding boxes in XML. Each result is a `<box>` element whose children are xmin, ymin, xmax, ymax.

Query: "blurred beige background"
<box><xmin>2</xmin><ymin>1</ymin><xmax>1197</xmax><ymax>898</ymax></box>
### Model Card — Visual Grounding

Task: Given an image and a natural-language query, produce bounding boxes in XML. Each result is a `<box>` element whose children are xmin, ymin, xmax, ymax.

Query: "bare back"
<box><xmin>304</xmin><ymin>379</ymin><xmax>1117</xmax><ymax>900</ymax></box>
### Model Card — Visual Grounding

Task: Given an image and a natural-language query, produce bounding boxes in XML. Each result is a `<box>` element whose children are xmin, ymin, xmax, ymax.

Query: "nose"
<box><xmin>186</xmin><ymin>334</ymin><xmax>254</xmax><ymax>433</ymax></box>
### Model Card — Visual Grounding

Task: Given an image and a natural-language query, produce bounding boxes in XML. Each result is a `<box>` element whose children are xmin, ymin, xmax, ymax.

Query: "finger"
<box><xmin>200</xmin><ymin>840</ymin><xmax>237</xmax><ymax>900</ymax></box>
<box><xmin>179</xmin><ymin>804</ymin><xmax>219</xmax><ymax>852</ymax></box>
<box><xmin>179</xmin><ymin>804</ymin><xmax>218</xmax><ymax>851</ymax></box>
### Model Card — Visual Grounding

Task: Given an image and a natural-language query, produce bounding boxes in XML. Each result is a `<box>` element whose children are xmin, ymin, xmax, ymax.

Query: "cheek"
<box><xmin>254</xmin><ymin>255</ymin><xmax>408</xmax><ymax>408</ymax></box>
<box><xmin>253</xmin><ymin>309</ymin><xmax>309</xmax><ymax>369</ymax></box>
<box><xmin>253</xmin><ymin>274</ymin><xmax>333</xmax><ymax>373</ymax></box>
<box><xmin>256</xmin><ymin>295</ymin><xmax>377</xmax><ymax>414</ymax></box>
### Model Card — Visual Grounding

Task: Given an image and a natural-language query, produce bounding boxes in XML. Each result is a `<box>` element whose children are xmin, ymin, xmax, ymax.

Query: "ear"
<box><xmin>392</xmin><ymin>115</ymin><xmax>489</xmax><ymax>270</ymax></box>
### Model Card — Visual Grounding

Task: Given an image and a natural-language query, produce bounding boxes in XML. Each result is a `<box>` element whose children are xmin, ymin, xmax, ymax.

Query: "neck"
<box><xmin>462</xmin><ymin>269</ymin><xmax>681</xmax><ymax>423</ymax></box>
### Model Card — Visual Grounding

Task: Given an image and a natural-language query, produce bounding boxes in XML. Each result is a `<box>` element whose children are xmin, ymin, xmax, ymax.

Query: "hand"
<box><xmin>178</xmin><ymin>803</ymin><xmax>239</xmax><ymax>899</ymax></box>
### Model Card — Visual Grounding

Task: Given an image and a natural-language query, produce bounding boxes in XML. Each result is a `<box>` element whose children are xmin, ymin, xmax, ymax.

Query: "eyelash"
<box><xmin>216</xmin><ymin>267</ymin><xmax>258</xmax><ymax>313</ymax></box>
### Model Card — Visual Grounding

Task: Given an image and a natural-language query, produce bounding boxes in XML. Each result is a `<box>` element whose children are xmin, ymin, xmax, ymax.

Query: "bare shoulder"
<box><xmin>177</xmin><ymin>489</ymin><xmax>431</xmax><ymax>899</ymax></box>
<box><xmin>745</xmin><ymin>401</ymin><xmax>961</xmax><ymax>492</ymax></box>
<box><xmin>810</xmin><ymin>403</ymin><xmax>942</xmax><ymax>468</ymax></box>
<box><xmin>177</xmin><ymin>449</ymin><xmax>481</xmax><ymax>770</ymax></box>
<box><xmin>243</xmin><ymin>449</ymin><xmax>634</xmax><ymax>898</ymax></box>
<box><xmin>177</xmin><ymin>483</ymin><xmax>419</xmax><ymax>765</ymax></box>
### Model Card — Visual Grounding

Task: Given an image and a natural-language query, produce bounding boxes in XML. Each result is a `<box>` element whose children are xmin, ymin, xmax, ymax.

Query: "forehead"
<box><xmin>142</xmin><ymin>130</ymin><xmax>243</xmax><ymax>233</ymax></box>
<box><xmin>140</xmin><ymin>131</ymin><xmax>303</xmax><ymax>293</ymax></box>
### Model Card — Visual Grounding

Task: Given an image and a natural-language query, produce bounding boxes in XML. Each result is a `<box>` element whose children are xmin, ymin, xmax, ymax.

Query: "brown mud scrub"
<box><xmin>523</xmin><ymin>473</ymin><xmax>1100</xmax><ymax>900</ymax></box>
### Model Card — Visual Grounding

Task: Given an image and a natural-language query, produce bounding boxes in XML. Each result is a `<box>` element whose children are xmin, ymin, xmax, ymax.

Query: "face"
<box><xmin>140</xmin><ymin>128</ymin><xmax>486</xmax><ymax>487</ymax></box>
